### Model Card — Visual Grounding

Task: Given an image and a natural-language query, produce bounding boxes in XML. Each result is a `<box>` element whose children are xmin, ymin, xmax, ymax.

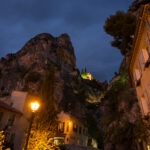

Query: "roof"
<box><xmin>58</xmin><ymin>111</ymin><xmax>87</xmax><ymax>127</ymax></box>
<box><xmin>0</xmin><ymin>101</ymin><xmax>22</xmax><ymax>115</ymax></box>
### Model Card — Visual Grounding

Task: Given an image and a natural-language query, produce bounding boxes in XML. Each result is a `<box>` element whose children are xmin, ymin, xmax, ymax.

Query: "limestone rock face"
<box><xmin>0</xmin><ymin>33</ymin><xmax>76</xmax><ymax>98</ymax></box>
<box><xmin>0</xmin><ymin>33</ymin><xmax>105</xmax><ymax>126</ymax></box>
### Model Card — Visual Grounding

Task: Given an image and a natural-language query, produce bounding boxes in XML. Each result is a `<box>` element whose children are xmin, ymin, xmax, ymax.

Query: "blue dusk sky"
<box><xmin>0</xmin><ymin>0</ymin><xmax>135</xmax><ymax>81</ymax></box>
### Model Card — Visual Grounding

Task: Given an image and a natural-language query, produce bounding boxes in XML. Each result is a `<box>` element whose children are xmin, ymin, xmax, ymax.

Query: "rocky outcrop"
<box><xmin>0</xmin><ymin>33</ymin><xmax>105</xmax><ymax>145</ymax></box>
<box><xmin>100</xmin><ymin>74</ymin><xmax>144</xmax><ymax>150</ymax></box>
<box><xmin>0</xmin><ymin>33</ymin><xmax>77</xmax><ymax>98</ymax></box>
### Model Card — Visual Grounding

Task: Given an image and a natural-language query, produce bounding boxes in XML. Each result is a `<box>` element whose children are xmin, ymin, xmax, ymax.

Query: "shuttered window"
<box><xmin>145</xmin><ymin>33</ymin><xmax>150</xmax><ymax>55</ymax></box>
<box><xmin>144</xmin><ymin>90</ymin><xmax>150</xmax><ymax>108</ymax></box>
<box><xmin>137</xmin><ymin>60</ymin><xmax>142</xmax><ymax>77</ymax></box>
<box><xmin>146</xmin><ymin>20</ymin><xmax>150</xmax><ymax>31</ymax></box>
<box><xmin>140</xmin><ymin>51</ymin><xmax>145</xmax><ymax>69</ymax></box>
<box><xmin>133</xmin><ymin>70</ymin><xmax>137</xmax><ymax>85</ymax></box>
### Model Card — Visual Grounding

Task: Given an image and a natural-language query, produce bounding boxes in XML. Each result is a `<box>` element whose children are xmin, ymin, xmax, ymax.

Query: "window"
<box><xmin>134</xmin><ymin>60</ymin><xmax>142</xmax><ymax>81</ymax></box>
<box><xmin>66</xmin><ymin>123</ymin><xmax>69</xmax><ymax>132</ymax></box>
<box><xmin>145</xmin><ymin>33</ymin><xmax>150</xmax><ymax>55</ymax></box>
<box><xmin>137</xmin><ymin>60</ymin><xmax>142</xmax><ymax>77</ymax></box>
<box><xmin>133</xmin><ymin>70</ymin><xmax>137</xmax><ymax>85</ymax></box>
<box><xmin>79</xmin><ymin>126</ymin><xmax>82</xmax><ymax>134</ymax></box>
<box><xmin>85</xmin><ymin>129</ymin><xmax>88</xmax><ymax>136</ymax></box>
<box><xmin>140</xmin><ymin>50</ymin><xmax>145</xmax><ymax>69</ymax></box>
<box><xmin>83</xmin><ymin>128</ymin><xmax>86</xmax><ymax>135</ymax></box>
<box><xmin>73</xmin><ymin>123</ymin><xmax>78</xmax><ymax>132</ymax></box>
<box><xmin>7</xmin><ymin>114</ymin><xmax>15</xmax><ymax>126</ymax></box>
<box><xmin>0</xmin><ymin>112</ymin><xmax>3</xmax><ymax>122</ymax></box>
<box><xmin>141</xmin><ymin>94</ymin><xmax>149</xmax><ymax>116</ymax></box>
<box><xmin>144</xmin><ymin>90</ymin><xmax>150</xmax><ymax>108</ymax></box>
<box><xmin>146</xmin><ymin>20</ymin><xmax>150</xmax><ymax>31</ymax></box>
<box><xmin>58</xmin><ymin>122</ymin><xmax>65</xmax><ymax>133</ymax></box>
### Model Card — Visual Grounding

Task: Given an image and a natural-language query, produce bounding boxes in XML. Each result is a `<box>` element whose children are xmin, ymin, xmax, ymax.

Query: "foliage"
<box><xmin>129</xmin><ymin>0</ymin><xmax>150</xmax><ymax>12</ymax></box>
<box><xmin>27</xmin><ymin>126</ymin><xmax>68</xmax><ymax>150</ymax></box>
<box><xmin>85</xmin><ymin>113</ymin><xmax>99</xmax><ymax>139</ymax></box>
<box><xmin>105</xmin><ymin>119</ymin><xmax>147</xmax><ymax>145</ymax></box>
<box><xmin>27</xmin><ymin>65</ymin><xmax>60</xmax><ymax>149</ymax></box>
<box><xmin>39</xmin><ymin>64</ymin><xmax>58</xmax><ymax>125</ymax></box>
<box><xmin>102</xmin><ymin>71</ymin><xmax>147</xmax><ymax>147</ymax></box>
<box><xmin>27</xmin><ymin>130</ymin><xmax>54</xmax><ymax>150</ymax></box>
<box><xmin>0</xmin><ymin>131</ymin><xmax>4</xmax><ymax>150</ymax></box>
<box><xmin>104</xmin><ymin>11</ymin><xmax>136</xmax><ymax>55</ymax></box>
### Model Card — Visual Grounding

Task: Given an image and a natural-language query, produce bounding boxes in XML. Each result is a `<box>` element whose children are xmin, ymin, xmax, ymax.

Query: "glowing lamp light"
<box><xmin>30</xmin><ymin>102</ymin><xmax>40</xmax><ymax>112</ymax></box>
<box><xmin>69</xmin><ymin>121</ymin><xmax>72</xmax><ymax>126</ymax></box>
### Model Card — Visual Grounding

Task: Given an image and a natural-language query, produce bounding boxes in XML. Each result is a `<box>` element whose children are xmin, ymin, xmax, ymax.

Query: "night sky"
<box><xmin>0</xmin><ymin>0</ymin><xmax>134</xmax><ymax>82</ymax></box>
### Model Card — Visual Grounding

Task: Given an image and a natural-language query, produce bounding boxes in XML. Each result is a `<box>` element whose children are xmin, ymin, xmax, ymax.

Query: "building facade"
<box><xmin>0</xmin><ymin>91</ymin><xmax>31</xmax><ymax>150</ymax></box>
<box><xmin>129</xmin><ymin>4</ymin><xmax>150</xmax><ymax>150</ymax></box>
<box><xmin>54</xmin><ymin>111</ymin><xmax>98</xmax><ymax>149</ymax></box>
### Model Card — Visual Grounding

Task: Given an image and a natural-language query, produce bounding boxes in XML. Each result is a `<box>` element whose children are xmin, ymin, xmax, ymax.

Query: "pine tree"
<box><xmin>104</xmin><ymin>11</ymin><xmax>136</xmax><ymax>55</ymax></box>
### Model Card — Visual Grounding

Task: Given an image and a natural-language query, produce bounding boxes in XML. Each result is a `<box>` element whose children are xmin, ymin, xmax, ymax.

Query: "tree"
<box><xmin>27</xmin><ymin>64</ymin><xmax>59</xmax><ymax>149</ymax></box>
<box><xmin>104</xmin><ymin>11</ymin><xmax>136</xmax><ymax>55</ymax></box>
<box><xmin>39</xmin><ymin>64</ymin><xmax>58</xmax><ymax>127</ymax></box>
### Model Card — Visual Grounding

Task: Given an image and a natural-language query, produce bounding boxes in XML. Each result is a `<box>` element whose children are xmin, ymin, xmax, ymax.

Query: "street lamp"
<box><xmin>31</xmin><ymin>102</ymin><xmax>40</xmax><ymax>112</ymax></box>
<box><xmin>24</xmin><ymin>102</ymin><xmax>40</xmax><ymax>150</ymax></box>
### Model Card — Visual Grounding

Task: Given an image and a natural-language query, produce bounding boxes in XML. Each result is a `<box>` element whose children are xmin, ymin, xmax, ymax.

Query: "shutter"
<box><xmin>137</xmin><ymin>60</ymin><xmax>142</xmax><ymax>77</ymax></box>
<box><xmin>144</xmin><ymin>90</ymin><xmax>150</xmax><ymax>108</ymax></box>
<box><xmin>133</xmin><ymin>70</ymin><xmax>137</xmax><ymax>85</ymax></box>
<box><xmin>146</xmin><ymin>20</ymin><xmax>150</xmax><ymax>31</ymax></box>
<box><xmin>140</xmin><ymin>51</ymin><xmax>145</xmax><ymax>69</ymax></box>
<box><xmin>145</xmin><ymin>33</ymin><xmax>150</xmax><ymax>55</ymax></box>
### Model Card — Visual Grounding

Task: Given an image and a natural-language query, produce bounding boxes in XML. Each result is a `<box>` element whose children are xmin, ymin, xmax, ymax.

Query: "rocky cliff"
<box><xmin>0</xmin><ymin>33</ymin><xmax>106</xmax><ymax>144</ymax></box>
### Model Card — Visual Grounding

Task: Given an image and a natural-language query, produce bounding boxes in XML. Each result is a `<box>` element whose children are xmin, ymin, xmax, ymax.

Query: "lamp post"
<box><xmin>24</xmin><ymin>102</ymin><xmax>40</xmax><ymax>150</ymax></box>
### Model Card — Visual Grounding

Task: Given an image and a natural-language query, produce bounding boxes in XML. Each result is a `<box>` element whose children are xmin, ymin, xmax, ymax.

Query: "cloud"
<box><xmin>0</xmin><ymin>0</ymin><xmax>132</xmax><ymax>81</ymax></box>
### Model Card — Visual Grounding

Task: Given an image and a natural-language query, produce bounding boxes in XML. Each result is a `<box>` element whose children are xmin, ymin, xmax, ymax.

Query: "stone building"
<box><xmin>54</xmin><ymin>111</ymin><xmax>98</xmax><ymax>149</ymax></box>
<box><xmin>0</xmin><ymin>91</ymin><xmax>31</xmax><ymax>150</ymax></box>
<box><xmin>129</xmin><ymin>4</ymin><xmax>150</xmax><ymax>150</ymax></box>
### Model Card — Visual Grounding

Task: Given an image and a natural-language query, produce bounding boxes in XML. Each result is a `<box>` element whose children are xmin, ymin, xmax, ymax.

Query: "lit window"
<box><xmin>58</xmin><ymin>122</ymin><xmax>65</xmax><ymax>133</ymax></box>
<box><xmin>66</xmin><ymin>122</ymin><xmax>70</xmax><ymax>132</ymax></box>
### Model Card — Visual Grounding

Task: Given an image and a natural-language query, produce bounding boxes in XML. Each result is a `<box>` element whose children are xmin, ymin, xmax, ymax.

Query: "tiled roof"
<box><xmin>0</xmin><ymin>101</ymin><xmax>22</xmax><ymax>115</ymax></box>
